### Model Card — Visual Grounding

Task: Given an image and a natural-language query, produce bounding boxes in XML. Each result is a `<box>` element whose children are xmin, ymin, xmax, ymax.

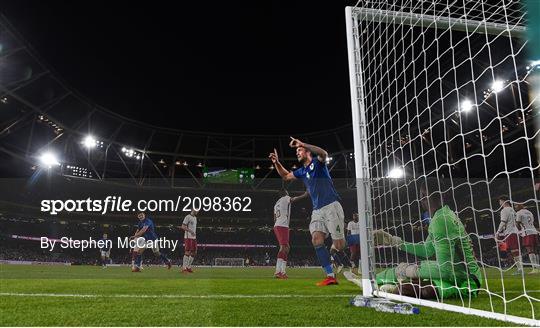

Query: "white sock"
<box><xmin>275</xmin><ymin>259</ymin><xmax>282</xmax><ymax>273</ymax></box>
<box><xmin>183</xmin><ymin>255</ymin><xmax>189</xmax><ymax>269</ymax></box>
<box><xmin>281</xmin><ymin>260</ymin><xmax>287</xmax><ymax>274</ymax></box>
<box><xmin>514</xmin><ymin>257</ymin><xmax>523</xmax><ymax>271</ymax></box>
<box><xmin>188</xmin><ymin>256</ymin><xmax>194</xmax><ymax>268</ymax></box>
<box><xmin>529</xmin><ymin>254</ymin><xmax>538</xmax><ymax>267</ymax></box>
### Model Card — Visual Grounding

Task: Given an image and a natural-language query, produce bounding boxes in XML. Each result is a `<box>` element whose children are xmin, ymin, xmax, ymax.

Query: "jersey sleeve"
<box><xmin>182</xmin><ymin>215</ymin><xmax>190</xmax><ymax>225</ymax></box>
<box><xmin>293</xmin><ymin>168</ymin><xmax>303</xmax><ymax>179</ymax></box>
<box><xmin>400</xmin><ymin>235</ymin><xmax>435</xmax><ymax>259</ymax></box>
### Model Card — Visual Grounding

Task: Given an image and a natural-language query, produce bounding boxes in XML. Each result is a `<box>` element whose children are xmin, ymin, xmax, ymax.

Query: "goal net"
<box><xmin>346</xmin><ymin>1</ymin><xmax>539</xmax><ymax>326</ymax></box>
<box><xmin>213</xmin><ymin>258</ymin><xmax>245</xmax><ymax>267</ymax></box>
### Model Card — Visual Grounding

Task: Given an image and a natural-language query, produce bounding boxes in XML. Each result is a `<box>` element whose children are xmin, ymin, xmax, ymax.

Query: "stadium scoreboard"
<box><xmin>203</xmin><ymin>167</ymin><xmax>255</xmax><ymax>184</ymax></box>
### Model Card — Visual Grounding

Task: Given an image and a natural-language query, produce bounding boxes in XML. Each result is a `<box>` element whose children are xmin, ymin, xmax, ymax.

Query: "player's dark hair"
<box><xmin>420</xmin><ymin>177</ymin><xmax>450</xmax><ymax>209</ymax></box>
<box><xmin>498</xmin><ymin>195</ymin><xmax>510</xmax><ymax>202</ymax></box>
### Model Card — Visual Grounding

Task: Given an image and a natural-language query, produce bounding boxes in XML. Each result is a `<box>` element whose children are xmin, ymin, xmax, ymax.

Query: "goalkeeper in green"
<box><xmin>373</xmin><ymin>181</ymin><xmax>483</xmax><ymax>300</ymax></box>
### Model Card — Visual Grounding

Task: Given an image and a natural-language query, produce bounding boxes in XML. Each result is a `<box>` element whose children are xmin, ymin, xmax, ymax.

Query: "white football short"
<box><xmin>309</xmin><ymin>201</ymin><xmax>345</xmax><ymax>240</ymax></box>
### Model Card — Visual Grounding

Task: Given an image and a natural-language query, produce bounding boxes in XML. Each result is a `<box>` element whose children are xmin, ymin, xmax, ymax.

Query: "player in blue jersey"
<box><xmin>269</xmin><ymin>137</ymin><xmax>345</xmax><ymax>286</ymax></box>
<box><xmin>99</xmin><ymin>233</ymin><xmax>111</xmax><ymax>268</ymax></box>
<box><xmin>130</xmin><ymin>212</ymin><xmax>172</xmax><ymax>272</ymax></box>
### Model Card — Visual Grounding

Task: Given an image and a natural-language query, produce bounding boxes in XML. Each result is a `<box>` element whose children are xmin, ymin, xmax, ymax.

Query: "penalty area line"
<box><xmin>0</xmin><ymin>292</ymin><xmax>355</xmax><ymax>299</ymax></box>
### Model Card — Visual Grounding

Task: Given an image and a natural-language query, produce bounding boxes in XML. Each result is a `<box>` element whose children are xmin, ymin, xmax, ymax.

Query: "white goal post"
<box><xmin>213</xmin><ymin>258</ymin><xmax>245</xmax><ymax>267</ymax></box>
<box><xmin>346</xmin><ymin>2</ymin><xmax>539</xmax><ymax>326</ymax></box>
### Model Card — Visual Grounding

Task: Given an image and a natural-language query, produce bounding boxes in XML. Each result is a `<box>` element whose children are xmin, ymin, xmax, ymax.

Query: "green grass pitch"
<box><xmin>0</xmin><ymin>264</ymin><xmax>538</xmax><ymax>326</ymax></box>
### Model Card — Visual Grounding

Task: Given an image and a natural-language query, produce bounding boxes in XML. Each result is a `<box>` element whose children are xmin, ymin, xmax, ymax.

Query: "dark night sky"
<box><xmin>1</xmin><ymin>1</ymin><xmax>356</xmax><ymax>134</ymax></box>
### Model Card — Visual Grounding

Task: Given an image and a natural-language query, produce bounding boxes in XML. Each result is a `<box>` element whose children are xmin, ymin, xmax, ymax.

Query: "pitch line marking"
<box><xmin>1</xmin><ymin>290</ymin><xmax>538</xmax><ymax>299</ymax></box>
<box><xmin>0</xmin><ymin>292</ymin><xmax>356</xmax><ymax>299</ymax></box>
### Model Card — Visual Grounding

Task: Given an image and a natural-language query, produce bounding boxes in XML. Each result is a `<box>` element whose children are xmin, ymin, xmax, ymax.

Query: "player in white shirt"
<box><xmin>515</xmin><ymin>202</ymin><xmax>539</xmax><ymax>274</ymax></box>
<box><xmin>346</xmin><ymin>214</ymin><xmax>360</xmax><ymax>273</ymax></box>
<box><xmin>496</xmin><ymin>195</ymin><xmax>522</xmax><ymax>274</ymax></box>
<box><xmin>273</xmin><ymin>190</ymin><xmax>308</xmax><ymax>279</ymax></box>
<box><xmin>180</xmin><ymin>209</ymin><xmax>199</xmax><ymax>273</ymax></box>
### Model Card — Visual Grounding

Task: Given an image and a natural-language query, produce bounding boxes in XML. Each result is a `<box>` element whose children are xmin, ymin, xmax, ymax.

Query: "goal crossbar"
<box><xmin>350</xmin><ymin>7</ymin><xmax>526</xmax><ymax>38</ymax></box>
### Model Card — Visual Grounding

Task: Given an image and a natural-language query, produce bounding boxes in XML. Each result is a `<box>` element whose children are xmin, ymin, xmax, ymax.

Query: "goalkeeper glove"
<box><xmin>395</xmin><ymin>262</ymin><xmax>419</xmax><ymax>281</ymax></box>
<box><xmin>373</xmin><ymin>230</ymin><xmax>402</xmax><ymax>247</ymax></box>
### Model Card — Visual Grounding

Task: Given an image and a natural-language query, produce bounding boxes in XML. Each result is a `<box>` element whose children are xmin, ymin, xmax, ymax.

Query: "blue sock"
<box><xmin>315</xmin><ymin>245</ymin><xmax>334</xmax><ymax>277</ymax></box>
<box><xmin>135</xmin><ymin>254</ymin><xmax>142</xmax><ymax>267</ymax></box>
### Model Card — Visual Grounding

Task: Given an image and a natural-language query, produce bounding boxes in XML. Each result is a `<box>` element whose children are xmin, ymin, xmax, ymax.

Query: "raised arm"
<box><xmin>268</xmin><ymin>148</ymin><xmax>295</xmax><ymax>181</ymax></box>
<box><xmin>289</xmin><ymin>137</ymin><xmax>328</xmax><ymax>162</ymax></box>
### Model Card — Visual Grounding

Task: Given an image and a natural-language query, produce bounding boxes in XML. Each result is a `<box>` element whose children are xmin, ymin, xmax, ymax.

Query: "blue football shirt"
<box><xmin>293</xmin><ymin>157</ymin><xmax>340</xmax><ymax>210</ymax></box>
<box><xmin>137</xmin><ymin>217</ymin><xmax>158</xmax><ymax>240</ymax></box>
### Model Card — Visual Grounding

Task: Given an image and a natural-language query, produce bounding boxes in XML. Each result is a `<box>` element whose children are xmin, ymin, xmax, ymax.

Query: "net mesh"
<box><xmin>349</xmin><ymin>0</ymin><xmax>539</xmax><ymax>323</ymax></box>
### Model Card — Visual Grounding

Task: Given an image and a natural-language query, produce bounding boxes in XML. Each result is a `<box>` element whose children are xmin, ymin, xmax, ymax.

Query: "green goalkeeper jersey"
<box><xmin>400</xmin><ymin>205</ymin><xmax>482</xmax><ymax>285</ymax></box>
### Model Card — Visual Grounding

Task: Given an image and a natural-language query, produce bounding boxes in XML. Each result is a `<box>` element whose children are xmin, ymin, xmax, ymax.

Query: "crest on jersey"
<box><xmin>309</xmin><ymin>163</ymin><xmax>314</xmax><ymax>170</ymax></box>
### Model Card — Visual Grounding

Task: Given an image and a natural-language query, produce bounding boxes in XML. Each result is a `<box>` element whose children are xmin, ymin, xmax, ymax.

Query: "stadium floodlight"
<box><xmin>325</xmin><ymin>156</ymin><xmax>333</xmax><ymax>164</ymax></box>
<box><xmin>82</xmin><ymin>135</ymin><xmax>97</xmax><ymax>149</ymax></box>
<box><xmin>121</xmin><ymin>147</ymin><xmax>141</xmax><ymax>159</ymax></box>
<box><xmin>39</xmin><ymin>152</ymin><xmax>60</xmax><ymax>168</ymax></box>
<box><xmin>459</xmin><ymin>99</ymin><xmax>473</xmax><ymax>113</ymax></box>
<box><xmin>387</xmin><ymin>167</ymin><xmax>404</xmax><ymax>179</ymax></box>
<box><xmin>491</xmin><ymin>80</ymin><xmax>505</xmax><ymax>93</ymax></box>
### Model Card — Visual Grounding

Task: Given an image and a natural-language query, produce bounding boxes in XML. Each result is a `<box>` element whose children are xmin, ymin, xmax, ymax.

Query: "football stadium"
<box><xmin>0</xmin><ymin>1</ymin><xmax>540</xmax><ymax>327</ymax></box>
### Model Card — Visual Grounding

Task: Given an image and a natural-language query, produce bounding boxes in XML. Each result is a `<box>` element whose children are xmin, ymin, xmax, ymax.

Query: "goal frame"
<box><xmin>345</xmin><ymin>6</ymin><xmax>539</xmax><ymax>327</ymax></box>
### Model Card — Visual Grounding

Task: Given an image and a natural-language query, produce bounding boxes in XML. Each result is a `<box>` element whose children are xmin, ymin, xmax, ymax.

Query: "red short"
<box><xmin>506</xmin><ymin>233</ymin><xmax>520</xmax><ymax>251</ymax></box>
<box><xmin>349</xmin><ymin>244</ymin><xmax>360</xmax><ymax>254</ymax></box>
<box><xmin>273</xmin><ymin>226</ymin><xmax>289</xmax><ymax>245</ymax></box>
<box><xmin>522</xmin><ymin>234</ymin><xmax>539</xmax><ymax>248</ymax></box>
<box><xmin>184</xmin><ymin>238</ymin><xmax>197</xmax><ymax>252</ymax></box>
